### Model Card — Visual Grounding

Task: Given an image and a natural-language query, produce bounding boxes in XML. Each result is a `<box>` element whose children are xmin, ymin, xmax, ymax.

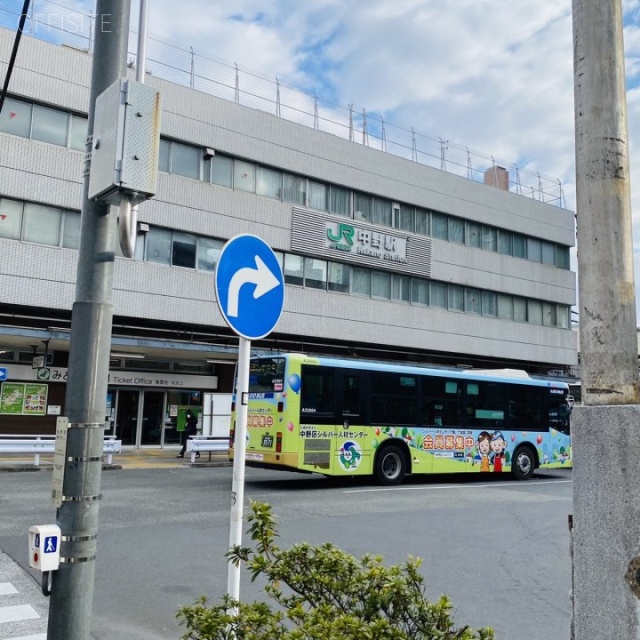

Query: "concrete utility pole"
<box><xmin>47</xmin><ymin>1</ymin><xmax>131</xmax><ymax>638</ymax></box>
<box><xmin>572</xmin><ymin>0</ymin><xmax>640</xmax><ymax>638</ymax></box>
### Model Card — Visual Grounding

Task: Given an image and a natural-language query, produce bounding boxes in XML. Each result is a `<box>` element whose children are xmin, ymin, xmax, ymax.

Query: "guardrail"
<box><xmin>186</xmin><ymin>436</ymin><xmax>229</xmax><ymax>463</ymax></box>
<box><xmin>0</xmin><ymin>434</ymin><xmax>122</xmax><ymax>466</ymax></box>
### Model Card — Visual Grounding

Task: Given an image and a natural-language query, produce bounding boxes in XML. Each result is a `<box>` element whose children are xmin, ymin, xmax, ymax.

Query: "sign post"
<box><xmin>214</xmin><ymin>234</ymin><xmax>284</xmax><ymax>603</ymax></box>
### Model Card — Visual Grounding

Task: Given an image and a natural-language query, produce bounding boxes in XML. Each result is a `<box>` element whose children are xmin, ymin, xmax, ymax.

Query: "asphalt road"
<box><xmin>0</xmin><ymin>466</ymin><xmax>573</xmax><ymax>640</ymax></box>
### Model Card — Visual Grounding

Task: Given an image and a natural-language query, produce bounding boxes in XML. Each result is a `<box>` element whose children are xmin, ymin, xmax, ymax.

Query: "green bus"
<box><xmin>230</xmin><ymin>353</ymin><xmax>572</xmax><ymax>484</ymax></box>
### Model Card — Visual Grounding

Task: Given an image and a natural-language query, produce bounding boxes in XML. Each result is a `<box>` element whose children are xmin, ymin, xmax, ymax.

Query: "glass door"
<box><xmin>115</xmin><ymin>390</ymin><xmax>139</xmax><ymax>446</ymax></box>
<box><xmin>141</xmin><ymin>391</ymin><xmax>165</xmax><ymax>445</ymax></box>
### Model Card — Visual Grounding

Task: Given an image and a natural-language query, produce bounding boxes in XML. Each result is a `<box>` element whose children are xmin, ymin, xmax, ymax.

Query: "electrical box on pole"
<box><xmin>88</xmin><ymin>78</ymin><xmax>161</xmax><ymax>206</ymax></box>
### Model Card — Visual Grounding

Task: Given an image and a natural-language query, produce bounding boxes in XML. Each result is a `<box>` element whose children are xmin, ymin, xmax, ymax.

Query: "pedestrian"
<box><xmin>177</xmin><ymin>410</ymin><xmax>200</xmax><ymax>458</ymax></box>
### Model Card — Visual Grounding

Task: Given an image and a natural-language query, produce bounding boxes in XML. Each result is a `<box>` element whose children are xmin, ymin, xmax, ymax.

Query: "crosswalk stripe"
<box><xmin>0</xmin><ymin>582</ymin><xmax>19</xmax><ymax>595</ymax></box>
<box><xmin>0</xmin><ymin>604</ymin><xmax>40</xmax><ymax>623</ymax></box>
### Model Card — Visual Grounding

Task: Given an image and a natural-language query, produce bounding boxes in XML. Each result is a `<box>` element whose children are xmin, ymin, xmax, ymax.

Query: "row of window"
<box><xmin>0</xmin><ymin>96</ymin><xmax>87</xmax><ymax>151</ymax></box>
<box><xmin>1</xmin><ymin>94</ymin><xmax>571</xmax><ymax>270</ymax></box>
<box><xmin>161</xmin><ymin>138</ymin><xmax>571</xmax><ymax>269</ymax></box>
<box><xmin>298</xmin><ymin>365</ymin><xmax>569</xmax><ymax>431</ymax></box>
<box><xmin>0</xmin><ymin>196</ymin><xmax>571</xmax><ymax>329</ymax></box>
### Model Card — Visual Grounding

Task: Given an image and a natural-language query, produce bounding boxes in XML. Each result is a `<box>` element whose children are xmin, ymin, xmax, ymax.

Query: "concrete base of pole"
<box><xmin>571</xmin><ymin>405</ymin><xmax>640</xmax><ymax>639</ymax></box>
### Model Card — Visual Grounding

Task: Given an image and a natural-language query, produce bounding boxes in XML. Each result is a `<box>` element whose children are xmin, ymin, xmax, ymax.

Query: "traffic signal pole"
<box><xmin>47</xmin><ymin>1</ymin><xmax>131</xmax><ymax>638</ymax></box>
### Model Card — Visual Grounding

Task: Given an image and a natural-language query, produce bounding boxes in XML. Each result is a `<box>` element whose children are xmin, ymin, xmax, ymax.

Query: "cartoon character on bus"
<box><xmin>490</xmin><ymin>430</ymin><xmax>508</xmax><ymax>473</ymax></box>
<box><xmin>475</xmin><ymin>431</ymin><xmax>492</xmax><ymax>472</ymax></box>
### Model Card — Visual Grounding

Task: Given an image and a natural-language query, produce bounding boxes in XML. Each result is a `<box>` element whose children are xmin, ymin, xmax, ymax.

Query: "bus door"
<box><xmin>334</xmin><ymin>369</ymin><xmax>369</xmax><ymax>476</ymax></box>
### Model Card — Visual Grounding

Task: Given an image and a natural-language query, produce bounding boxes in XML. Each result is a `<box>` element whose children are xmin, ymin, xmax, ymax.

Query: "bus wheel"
<box><xmin>512</xmin><ymin>447</ymin><xmax>535</xmax><ymax>481</ymax></box>
<box><xmin>375</xmin><ymin>445</ymin><xmax>407</xmax><ymax>486</ymax></box>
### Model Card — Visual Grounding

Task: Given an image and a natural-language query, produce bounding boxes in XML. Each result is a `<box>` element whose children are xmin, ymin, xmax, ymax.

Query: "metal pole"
<box><xmin>227</xmin><ymin>336</ymin><xmax>250</xmax><ymax>603</ymax></box>
<box><xmin>47</xmin><ymin>1</ymin><xmax>131</xmax><ymax>638</ymax></box>
<box><xmin>571</xmin><ymin>1</ymin><xmax>640</xmax><ymax>638</ymax></box>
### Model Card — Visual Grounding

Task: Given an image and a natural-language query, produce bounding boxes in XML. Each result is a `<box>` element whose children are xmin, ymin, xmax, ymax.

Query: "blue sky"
<box><xmin>2</xmin><ymin>0</ymin><xmax>640</xmax><ymax>319</ymax></box>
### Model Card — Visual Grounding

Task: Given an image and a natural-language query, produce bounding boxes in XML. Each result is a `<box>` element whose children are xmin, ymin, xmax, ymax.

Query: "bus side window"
<box><xmin>301</xmin><ymin>367</ymin><xmax>335</xmax><ymax>415</ymax></box>
<box><xmin>343</xmin><ymin>375</ymin><xmax>361</xmax><ymax>416</ymax></box>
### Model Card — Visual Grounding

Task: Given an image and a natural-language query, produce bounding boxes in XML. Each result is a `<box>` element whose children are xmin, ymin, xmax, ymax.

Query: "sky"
<box><xmin>2</xmin><ymin>0</ymin><xmax>640</xmax><ymax>320</ymax></box>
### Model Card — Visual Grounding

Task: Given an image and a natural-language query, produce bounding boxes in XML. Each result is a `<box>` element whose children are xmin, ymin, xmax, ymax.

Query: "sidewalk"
<box><xmin>0</xmin><ymin>446</ymin><xmax>232</xmax><ymax>472</ymax></box>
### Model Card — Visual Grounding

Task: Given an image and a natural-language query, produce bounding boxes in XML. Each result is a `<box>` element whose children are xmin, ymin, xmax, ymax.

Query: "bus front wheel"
<box><xmin>375</xmin><ymin>445</ymin><xmax>407</xmax><ymax>486</ymax></box>
<box><xmin>512</xmin><ymin>446</ymin><xmax>535</xmax><ymax>481</ymax></box>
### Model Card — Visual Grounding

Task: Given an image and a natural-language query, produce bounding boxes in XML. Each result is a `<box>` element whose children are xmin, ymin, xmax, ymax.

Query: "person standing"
<box><xmin>177</xmin><ymin>410</ymin><xmax>199</xmax><ymax>458</ymax></box>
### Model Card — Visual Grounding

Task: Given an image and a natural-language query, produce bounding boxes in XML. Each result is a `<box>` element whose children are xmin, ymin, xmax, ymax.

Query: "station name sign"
<box><xmin>325</xmin><ymin>221</ymin><xmax>407</xmax><ymax>264</ymax></box>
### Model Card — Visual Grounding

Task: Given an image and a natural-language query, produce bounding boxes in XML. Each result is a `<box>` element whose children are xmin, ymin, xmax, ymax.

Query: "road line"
<box><xmin>0</xmin><ymin>604</ymin><xmax>40</xmax><ymax>623</ymax></box>
<box><xmin>9</xmin><ymin>635</ymin><xmax>47</xmax><ymax>640</ymax></box>
<box><xmin>344</xmin><ymin>479</ymin><xmax>572</xmax><ymax>493</ymax></box>
<box><xmin>0</xmin><ymin>582</ymin><xmax>18</xmax><ymax>595</ymax></box>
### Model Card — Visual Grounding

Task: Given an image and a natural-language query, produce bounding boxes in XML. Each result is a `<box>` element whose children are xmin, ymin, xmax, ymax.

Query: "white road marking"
<box><xmin>0</xmin><ymin>603</ymin><xmax>40</xmax><ymax>623</ymax></box>
<box><xmin>0</xmin><ymin>583</ymin><xmax>18</xmax><ymax>595</ymax></box>
<box><xmin>344</xmin><ymin>479</ymin><xmax>572</xmax><ymax>493</ymax></box>
<box><xmin>8</xmin><ymin>635</ymin><xmax>47</xmax><ymax>640</ymax></box>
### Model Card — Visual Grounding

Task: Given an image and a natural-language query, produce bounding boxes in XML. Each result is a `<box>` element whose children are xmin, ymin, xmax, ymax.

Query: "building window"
<box><xmin>70</xmin><ymin>114</ymin><xmax>88</xmax><ymax>151</ymax></box>
<box><xmin>431</xmin><ymin>281</ymin><xmax>447</xmax><ymax>308</ymax></box>
<box><xmin>397</xmin><ymin>205</ymin><xmax>414</xmax><ymax>233</ymax></box>
<box><xmin>448</xmin><ymin>285</ymin><xmax>464</xmax><ymax>312</ymax></box>
<box><xmin>354</xmin><ymin>193</ymin><xmax>371</xmax><ymax>221</ymax></box>
<box><xmin>541</xmin><ymin>241</ymin><xmax>556</xmax><ymax>265</ymax></box>
<box><xmin>527</xmin><ymin>238</ymin><xmax>542</xmax><ymax>263</ymax></box>
<box><xmin>466</xmin><ymin>221</ymin><xmax>482</xmax><ymax>249</ymax></box>
<box><xmin>351</xmin><ymin>267</ymin><xmax>371</xmax><ymax>296</ymax></box>
<box><xmin>23</xmin><ymin>203</ymin><xmax>61</xmax><ymax>246</ymax></box>
<box><xmin>528</xmin><ymin>300</ymin><xmax>543</xmax><ymax>325</ymax></box>
<box><xmin>31</xmin><ymin>103</ymin><xmax>68</xmax><ymax>146</ymax></box>
<box><xmin>497</xmin><ymin>230</ymin><xmax>512</xmax><ymax>256</ymax></box>
<box><xmin>415</xmin><ymin>208</ymin><xmax>429</xmax><ymax>236</ymax></box>
<box><xmin>309</xmin><ymin>181</ymin><xmax>328</xmax><ymax>211</ymax></box>
<box><xmin>207</xmin><ymin>154</ymin><xmax>233</xmax><ymax>187</ymax></box>
<box><xmin>172</xmin><ymin>143</ymin><xmax>201</xmax><ymax>179</ymax></box>
<box><xmin>0</xmin><ymin>198</ymin><xmax>23</xmax><ymax>239</ymax></box>
<box><xmin>172</xmin><ymin>232</ymin><xmax>197</xmax><ymax>268</ymax></box>
<box><xmin>283</xmin><ymin>173</ymin><xmax>306</xmax><ymax>205</ymax></box>
<box><xmin>410</xmin><ymin>279</ymin><xmax>429</xmax><ymax>306</ymax></box>
<box><xmin>392</xmin><ymin>274</ymin><xmax>411</xmax><ymax>302</ymax></box>
<box><xmin>330</xmin><ymin>186</ymin><xmax>350</xmax><ymax>216</ymax></box>
<box><xmin>284</xmin><ymin>254</ymin><xmax>304</xmax><ymax>286</ymax></box>
<box><xmin>465</xmin><ymin>288</ymin><xmax>482</xmax><ymax>314</ymax></box>
<box><xmin>257</xmin><ymin>166</ymin><xmax>282</xmax><ymax>200</ymax></box>
<box><xmin>482</xmin><ymin>226</ymin><xmax>497</xmax><ymax>252</ymax></box>
<box><xmin>497</xmin><ymin>294</ymin><xmax>513</xmax><ymax>320</ymax></box>
<box><xmin>304</xmin><ymin>258</ymin><xmax>327</xmax><ymax>289</ymax></box>
<box><xmin>197</xmin><ymin>237</ymin><xmax>223</xmax><ymax>272</ymax></box>
<box><xmin>513</xmin><ymin>234</ymin><xmax>526</xmax><ymax>258</ymax></box>
<box><xmin>146</xmin><ymin>227</ymin><xmax>172</xmax><ymax>265</ymax></box>
<box><xmin>448</xmin><ymin>217</ymin><xmax>464</xmax><ymax>244</ymax></box>
<box><xmin>482</xmin><ymin>291</ymin><xmax>498</xmax><ymax>317</ymax></box>
<box><xmin>0</xmin><ymin>97</ymin><xmax>32</xmax><ymax>137</ymax></box>
<box><xmin>371</xmin><ymin>198</ymin><xmax>392</xmax><ymax>227</ymax></box>
<box><xmin>234</xmin><ymin>160</ymin><xmax>256</xmax><ymax>193</ymax></box>
<box><xmin>432</xmin><ymin>213</ymin><xmax>448</xmax><ymax>240</ymax></box>
<box><xmin>328</xmin><ymin>262</ymin><xmax>350</xmax><ymax>292</ymax></box>
<box><xmin>371</xmin><ymin>271</ymin><xmax>391</xmax><ymax>299</ymax></box>
<box><xmin>513</xmin><ymin>297</ymin><xmax>528</xmax><ymax>322</ymax></box>
<box><xmin>62</xmin><ymin>211</ymin><xmax>81</xmax><ymax>249</ymax></box>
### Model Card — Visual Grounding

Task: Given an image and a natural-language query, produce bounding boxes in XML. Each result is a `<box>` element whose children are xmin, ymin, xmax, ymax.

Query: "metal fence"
<box><xmin>0</xmin><ymin>0</ymin><xmax>566</xmax><ymax>207</ymax></box>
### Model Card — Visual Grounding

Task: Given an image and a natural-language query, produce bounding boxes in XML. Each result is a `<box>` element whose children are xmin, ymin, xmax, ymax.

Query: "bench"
<box><xmin>186</xmin><ymin>436</ymin><xmax>229</xmax><ymax>463</ymax></box>
<box><xmin>0</xmin><ymin>434</ymin><xmax>122</xmax><ymax>466</ymax></box>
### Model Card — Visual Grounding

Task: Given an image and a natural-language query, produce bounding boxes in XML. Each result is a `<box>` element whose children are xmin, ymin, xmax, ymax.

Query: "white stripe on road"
<box><xmin>0</xmin><ymin>604</ymin><xmax>40</xmax><ymax>623</ymax></box>
<box><xmin>0</xmin><ymin>582</ymin><xmax>18</xmax><ymax>595</ymax></box>
<box><xmin>8</xmin><ymin>635</ymin><xmax>47</xmax><ymax>640</ymax></box>
<box><xmin>344</xmin><ymin>479</ymin><xmax>572</xmax><ymax>493</ymax></box>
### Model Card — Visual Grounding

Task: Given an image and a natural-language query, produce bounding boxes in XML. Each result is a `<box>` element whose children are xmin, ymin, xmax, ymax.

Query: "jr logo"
<box><xmin>326</xmin><ymin>223</ymin><xmax>354</xmax><ymax>246</ymax></box>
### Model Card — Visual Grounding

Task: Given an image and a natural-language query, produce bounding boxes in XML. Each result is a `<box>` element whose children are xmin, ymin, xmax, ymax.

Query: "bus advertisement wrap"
<box><xmin>229</xmin><ymin>353</ymin><xmax>572</xmax><ymax>484</ymax></box>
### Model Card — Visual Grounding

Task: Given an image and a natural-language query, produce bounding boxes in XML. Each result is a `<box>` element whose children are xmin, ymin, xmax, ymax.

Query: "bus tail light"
<box><xmin>277</xmin><ymin>402</ymin><xmax>284</xmax><ymax>413</ymax></box>
<box><xmin>276</xmin><ymin>432</ymin><xmax>282</xmax><ymax>453</ymax></box>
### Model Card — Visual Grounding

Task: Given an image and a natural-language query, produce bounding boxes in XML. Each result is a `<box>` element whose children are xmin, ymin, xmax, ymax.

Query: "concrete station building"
<box><xmin>0</xmin><ymin>27</ymin><xmax>577</xmax><ymax>445</ymax></box>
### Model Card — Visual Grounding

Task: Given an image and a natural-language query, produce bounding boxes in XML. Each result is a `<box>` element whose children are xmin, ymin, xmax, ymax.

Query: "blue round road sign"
<box><xmin>215</xmin><ymin>234</ymin><xmax>285</xmax><ymax>340</ymax></box>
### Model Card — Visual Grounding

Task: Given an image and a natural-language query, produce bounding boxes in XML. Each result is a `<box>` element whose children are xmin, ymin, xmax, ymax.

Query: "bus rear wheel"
<box><xmin>512</xmin><ymin>446</ymin><xmax>535</xmax><ymax>481</ymax></box>
<box><xmin>375</xmin><ymin>445</ymin><xmax>407</xmax><ymax>486</ymax></box>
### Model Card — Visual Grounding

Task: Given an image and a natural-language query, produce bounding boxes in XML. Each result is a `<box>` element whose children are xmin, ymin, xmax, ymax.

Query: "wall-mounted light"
<box><xmin>110</xmin><ymin>352</ymin><xmax>145</xmax><ymax>359</ymax></box>
<box><xmin>204</xmin><ymin>147</ymin><xmax>215</xmax><ymax>159</ymax></box>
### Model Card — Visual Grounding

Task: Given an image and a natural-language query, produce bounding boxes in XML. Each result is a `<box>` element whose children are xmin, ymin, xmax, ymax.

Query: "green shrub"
<box><xmin>177</xmin><ymin>501</ymin><xmax>494</xmax><ymax>640</ymax></box>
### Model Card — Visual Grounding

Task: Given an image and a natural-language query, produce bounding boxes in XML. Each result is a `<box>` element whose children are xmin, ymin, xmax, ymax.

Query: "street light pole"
<box><xmin>571</xmin><ymin>0</ymin><xmax>640</xmax><ymax>638</ymax></box>
<box><xmin>47</xmin><ymin>1</ymin><xmax>131</xmax><ymax>638</ymax></box>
